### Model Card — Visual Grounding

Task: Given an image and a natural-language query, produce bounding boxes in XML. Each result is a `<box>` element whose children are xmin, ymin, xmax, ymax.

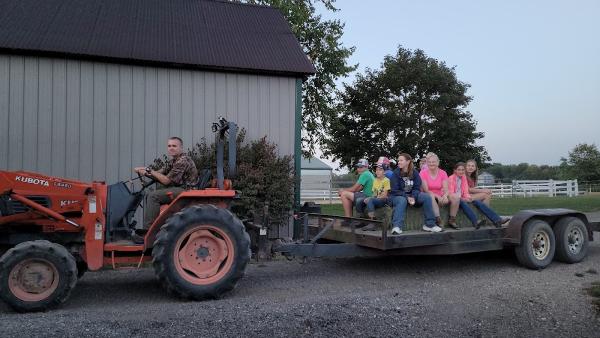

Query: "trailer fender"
<box><xmin>503</xmin><ymin>209</ymin><xmax>593</xmax><ymax>245</ymax></box>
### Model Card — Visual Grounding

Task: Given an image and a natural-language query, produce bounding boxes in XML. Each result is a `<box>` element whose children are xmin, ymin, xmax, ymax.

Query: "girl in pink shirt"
<box><xmin>419</xmin><ymin>152</ymin><xmax>459</xmax><ymax>227</ymax></box>
<box><xmin>448</xmin><ymin>162</ymin><xmax>490</xmax><ymax>229</ymax></box>
<box><xmin>466</xmin><ymin>159</ymin><xmax>493</xmax><ymax>206</ymax></box>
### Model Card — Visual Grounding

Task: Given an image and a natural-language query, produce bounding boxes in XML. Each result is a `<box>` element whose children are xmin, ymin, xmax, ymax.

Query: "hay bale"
<box><xmin>360</xmin><ymin>203</ymin><xmax>488</xmax><ymax>231</ymax></box>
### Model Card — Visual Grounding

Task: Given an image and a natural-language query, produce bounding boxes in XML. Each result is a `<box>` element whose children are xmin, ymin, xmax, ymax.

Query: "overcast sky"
<box><xmin>316</xmin><ymin>0</ymin><xmax>599</xmax><ymax>167</ymax></box>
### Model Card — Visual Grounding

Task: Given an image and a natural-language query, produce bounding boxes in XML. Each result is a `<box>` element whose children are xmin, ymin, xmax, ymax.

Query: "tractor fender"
<box><xmin>145</xmin><ymin>190</ymin><xmax>237</xmax><ymax>249</ymax></box>
<box><xmin>503</xmin><ymin>208</ymin><xmax>593</xmax><ymax>245</ymax></box>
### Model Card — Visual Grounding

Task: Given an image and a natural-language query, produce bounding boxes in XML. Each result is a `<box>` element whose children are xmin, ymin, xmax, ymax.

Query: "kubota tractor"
<box><xmin>0</xmin><ymin>118</ymin><xmax>250</xmax><ymax>312</ymax></box>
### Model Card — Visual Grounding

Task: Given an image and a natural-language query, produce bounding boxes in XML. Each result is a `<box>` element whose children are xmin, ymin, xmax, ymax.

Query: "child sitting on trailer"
<box><xmin>447</xmin><ymin>162</ymin><xmax>487</xmax><ymax>229</ymax></box>
<box><xmin>360</xmin><ymin>164</ymin><xmax>391</xmax><ymax>231</ymax></box>
<box><xmin>337</xmin><ymin>159</ymin><xmax>374</xmax><ymax>226</ymax></box>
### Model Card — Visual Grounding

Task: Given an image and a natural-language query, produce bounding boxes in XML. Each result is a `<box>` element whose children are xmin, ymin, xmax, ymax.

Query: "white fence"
<box><xmin>300</xmin><ymin>179</ymin><xmax>579</xmax><ymax>202</ymax></box>
<box><xmin>301</xmin><ymin>189</ymin><xmax>340</xmax><ymax>203</ymax></box>
<box><xmin>510</xmin><ymin>180</ymin><xmax>578</xmax><ymax>197</ymax></box>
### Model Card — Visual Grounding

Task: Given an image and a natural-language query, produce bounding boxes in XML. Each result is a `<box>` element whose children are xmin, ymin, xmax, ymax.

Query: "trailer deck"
<box><xmin>309</xmin><ymin>222</ymin><xmax>506</xmax><ymax>251</ymax></box>
<box><xmin>274</xmin><ymin>212</ymin><xmax>508</xmax><ymax>257</ymax></box>
<box><xmin>276</xmin><ymin>209</ymin><xmax>600</xmax><ymax>259</ymax></box>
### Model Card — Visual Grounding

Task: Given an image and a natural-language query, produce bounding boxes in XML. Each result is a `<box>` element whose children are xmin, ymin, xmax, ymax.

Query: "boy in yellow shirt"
<box><xmin>360</xmin><ymin>164</ymin><xmax>391</xmax><ymax>231</ymax></box>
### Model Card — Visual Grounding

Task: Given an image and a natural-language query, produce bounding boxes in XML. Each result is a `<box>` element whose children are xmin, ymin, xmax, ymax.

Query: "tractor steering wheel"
<box><xmin>134</xmin><ymin>168</ymin><xmax>157</xmax><ymax>193</ymax></box>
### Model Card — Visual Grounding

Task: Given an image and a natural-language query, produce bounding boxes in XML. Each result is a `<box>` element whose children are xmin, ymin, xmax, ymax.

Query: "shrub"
<box><xmin>151</xmin><ymin>129</ymin><xmax>295</xmax><ymax>226</ymax></box>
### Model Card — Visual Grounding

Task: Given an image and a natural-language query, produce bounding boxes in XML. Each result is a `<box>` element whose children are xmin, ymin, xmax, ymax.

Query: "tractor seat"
<box><xmin>194</xmin><ymin>168</ymin><xmax>232</xmax><ymax>190</ymax></box>
<box><xmin>210</xmin><ymin>178</ymin><xmax>233</xmax><ymax>190</ymax></box>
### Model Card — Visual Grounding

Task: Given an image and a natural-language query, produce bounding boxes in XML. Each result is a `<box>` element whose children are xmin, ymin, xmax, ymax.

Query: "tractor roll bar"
<box><xmin>212</xmin><ymin>117</ymin><xmax>237</xmax><ymax>190</ymax></box>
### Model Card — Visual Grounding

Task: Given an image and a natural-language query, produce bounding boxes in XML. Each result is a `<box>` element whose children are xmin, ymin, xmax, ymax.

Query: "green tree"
<box><xmin>324</xmin><ymin>47</ymin><xmax>488</xmax><ymax>171</ymax></box>
<box><xmin>485</xmin><ymin>162</ymin><xmax>562</xmax><ymax>181</ymax></box>
<box><xmin>560</xmin><ymin>143</ymin><xmax>600</xmax><ymax>181</ymax></box>
<box><xmin>236</xmin><ymin>0</ymin><xmax>356</xmax><ymax>155</ymax></box>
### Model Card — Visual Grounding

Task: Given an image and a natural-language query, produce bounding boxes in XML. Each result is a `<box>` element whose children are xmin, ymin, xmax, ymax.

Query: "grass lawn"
<box><xmin>318</xmin><ymin>195</ymin><xmax>600</xmax><ymax>216</ymax></box>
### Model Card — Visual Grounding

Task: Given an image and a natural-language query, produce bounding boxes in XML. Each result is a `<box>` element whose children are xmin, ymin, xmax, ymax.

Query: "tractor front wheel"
<box><xmin>152</xmin><ymin>205</ymin><xmax>251</xmax><ymax>300</ymax></box>
<box><xmin>0</xmin><ymin>240</ymin><xmax>77</xmax><ymax>312</ymax></box>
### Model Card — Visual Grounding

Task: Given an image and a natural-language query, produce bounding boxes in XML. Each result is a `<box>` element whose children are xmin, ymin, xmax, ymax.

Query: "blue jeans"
<box><xmin>471</xmin><ymin>200</ymin><xmax>501</xmax><ymax>223</ymax></box>
<box><xmin>458</xmin><ymin>200</ymin><xmax>479</xmax><ymax>226</ymax></box>
<box><xmin>354</xmin><ymin>192</ymin><xmax>367</xmax><ymax>214</ymax></box>
<box><xmin>366</xmin><ymin>197</ymin><xmax>388</xmax><ymax>213</ymax></box>
<box><xmin>391</xmin><ymin>194</ymin><xmax>436</xmax><ymax>229</ymax></box>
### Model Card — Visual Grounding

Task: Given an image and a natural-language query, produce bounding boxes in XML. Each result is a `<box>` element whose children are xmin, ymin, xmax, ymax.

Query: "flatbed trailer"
<box><xmin>275</xmin><ymin>209</ymin><xmax>598</xmax><ymax>269</ymax></box>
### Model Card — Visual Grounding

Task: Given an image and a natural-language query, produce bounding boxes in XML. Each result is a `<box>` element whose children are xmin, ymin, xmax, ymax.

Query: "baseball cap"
<box><xmin>354</xmin><ymin>158</ymin><xmax>369</xmax><ymax>168</ymax></box>
<box><xmin>376</xmin><ymin>156</ymin><xmax>390</xmax><ymax>166</ymax></box>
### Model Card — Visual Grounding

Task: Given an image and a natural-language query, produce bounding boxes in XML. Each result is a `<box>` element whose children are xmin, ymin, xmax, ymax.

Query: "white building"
<box><xmin>301</xmin><ymin>157</ymin><xmax>333</xmax><ymax>191</ymax></box>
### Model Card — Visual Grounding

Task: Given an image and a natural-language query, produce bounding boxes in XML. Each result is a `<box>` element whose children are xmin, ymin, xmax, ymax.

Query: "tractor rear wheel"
<box><xmin>0</xmin><ymin>240</ymin><xmax>77</xmax><ymax>312</ymax></box>
<box><xmin>152</xmin><ymin>204</ymin><xmax>251</xmax><ymax>300</ymax></box>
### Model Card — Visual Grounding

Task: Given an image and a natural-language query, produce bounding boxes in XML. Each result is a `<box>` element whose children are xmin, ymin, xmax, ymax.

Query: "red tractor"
<box><xmin>0</xmin><ymin>118</ymin><xmax>251</xmax><ymax>312</ymax></box>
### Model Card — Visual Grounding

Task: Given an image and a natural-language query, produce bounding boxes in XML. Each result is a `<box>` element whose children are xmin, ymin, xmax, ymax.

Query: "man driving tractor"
<box><xmin>133</xmin><ymin>136</ymin><xmax>198</xmax><ymax>243</ymax></box>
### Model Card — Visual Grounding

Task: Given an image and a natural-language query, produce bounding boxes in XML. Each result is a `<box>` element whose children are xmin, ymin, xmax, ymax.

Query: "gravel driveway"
<box><xmin>1</xmin><ymin>235</ymin><xmax>599</xmax><ymax>337</ymax></box>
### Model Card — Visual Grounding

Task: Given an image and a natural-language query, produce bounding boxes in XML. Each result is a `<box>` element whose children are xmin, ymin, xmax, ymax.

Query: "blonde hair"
<box><xmin>426</xmin><ymin>152</ymin><xmax>439</xmax><ymax>164</ymax></box>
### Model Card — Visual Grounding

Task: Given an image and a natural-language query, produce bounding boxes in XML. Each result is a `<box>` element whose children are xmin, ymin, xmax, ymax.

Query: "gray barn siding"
<box><xmin>0</xmin><ymin>54</ymin><xmax>297</xmax><ymax>182</ymax></box>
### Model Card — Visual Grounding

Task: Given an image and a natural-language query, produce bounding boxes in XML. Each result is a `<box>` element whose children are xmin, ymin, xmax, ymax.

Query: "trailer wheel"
<box><xmin>152</xmin><ymin>204</ymin><xmax>251</xmax><ymax>300</ymax></box>
<box><xmin>515</xmin><ymin>219</ymin><xmax>555</xmax><ymax>269</ymax></box>
<box><xmin>0</xmin><ymin>240</ymin><xmax>77</xmax><ymax>312</ymax></box>
<box><xmin>554</xmin><ymin>216</ymin><xmax>589</xmax><ymax>263</ymax></box>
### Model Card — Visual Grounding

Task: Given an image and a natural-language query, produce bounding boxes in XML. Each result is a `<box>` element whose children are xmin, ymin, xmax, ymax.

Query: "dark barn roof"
<box><xmin>0</xmin><ymin>0</ymin><xmax>315</xmax><ymax>76</ymax></box>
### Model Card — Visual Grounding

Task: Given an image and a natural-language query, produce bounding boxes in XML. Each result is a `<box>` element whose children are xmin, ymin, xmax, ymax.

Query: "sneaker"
<box><xmin>494</xmin><ymin>217</ymin><xmax>511</xmax><ymax>228</ymax></box>
<box><xmin>423</xmin><ymin>225</ymin><xmax>443</xmax><ymax>233</ymax></box>
<box><xmin>391</xmin><ymin>227</ymin><xmax>403</xmax><ymax>235</ymax></box>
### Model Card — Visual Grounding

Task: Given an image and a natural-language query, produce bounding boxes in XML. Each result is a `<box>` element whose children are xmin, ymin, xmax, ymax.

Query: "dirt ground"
<box><xmin>1</xmin><ymin>233</ymin><xmax>599</xmax><ymax>337</ymax></box>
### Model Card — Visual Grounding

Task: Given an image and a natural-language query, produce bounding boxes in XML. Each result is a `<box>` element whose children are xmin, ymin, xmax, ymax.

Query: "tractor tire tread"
<box><xmin>152</xmin><ymin>205</ymin><xmax>250</xmax><ymax>301</ymax></box>
<box><xmin>0</xmin><ymin>240</ymin><xmax>77</xmax><ymax>312</ymax></box>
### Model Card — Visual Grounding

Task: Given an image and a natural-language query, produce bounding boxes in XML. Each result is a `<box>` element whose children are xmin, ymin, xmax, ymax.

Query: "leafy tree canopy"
<box><xmin>560</xmin><ymin>143</ymin><xmax>600</xmax><ymax>182</ymax></box>
<box><xmin>235</xmin><ymin>0</ymin><xmax>356</xmax><ymax>155</ymax></box>
<box><xmin>485</xmin><ymin>163</ymin><xmax>562</xmax><ymax>182</ymax></box>
<box><xmin>324</xmin><ymin>47</ymin><xmax>489</xmax><ymax>172</ymax></box>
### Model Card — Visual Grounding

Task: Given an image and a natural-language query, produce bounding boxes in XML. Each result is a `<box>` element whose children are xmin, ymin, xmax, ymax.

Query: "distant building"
<box><xmin>478</xmin><ymin>171</ymin><xmax>495</xmax><ymax>185</ymax></box>
<box><xmin>301</xmin><ymin>157</ymin><xmax>333</xmax><ymax>191</ymax></box>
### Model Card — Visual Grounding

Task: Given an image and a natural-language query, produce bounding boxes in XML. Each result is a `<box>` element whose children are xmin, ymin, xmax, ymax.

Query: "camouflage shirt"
<box><xmin>163</xmin><ymin>154</ymin><xmax>198</xmax><ymax>188</ymax></box>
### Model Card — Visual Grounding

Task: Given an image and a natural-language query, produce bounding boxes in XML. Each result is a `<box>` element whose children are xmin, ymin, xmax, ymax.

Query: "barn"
<box><xmin>0</xmin><ymin>0</ymin><xmax>315</xmax><ymax>196</ymax></box>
